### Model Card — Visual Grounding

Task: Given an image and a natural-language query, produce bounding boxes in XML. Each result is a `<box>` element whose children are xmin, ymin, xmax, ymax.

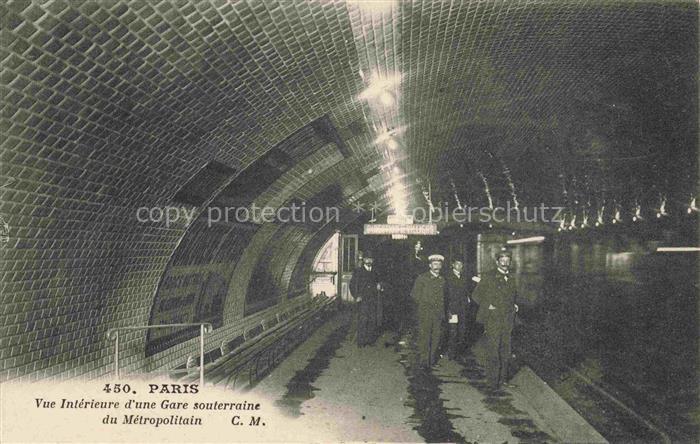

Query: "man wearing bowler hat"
<box><xmin>410</xmin><ymin>253</ymin><xmax>446</xmax><ymax>367</ymax></box>
<box><xmin>471</xmin><ymin>246</ymin><xmax>519</xmax><ymax>389</ymax></box>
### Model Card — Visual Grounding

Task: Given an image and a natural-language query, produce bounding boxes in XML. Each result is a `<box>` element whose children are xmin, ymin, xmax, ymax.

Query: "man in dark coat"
<box><xmin>349</xmin><ymin>251</ymin><xmax>381</xmax><ymax>346</ymax></box>
<box><xmin>391</xmin><ymin>241</ymin><xmax>425</xmax><ymax>337</ymax></box>
<box><xmin>443</xmin><ymin>258</ymin><xmax>474</xmax><ymax>360</ymax></box>
<box><xmin>471</xmin><ymin>247</ymin><xmax>519</xmax><ymax>389</ymax></box>
<box><xmin>410</xmin><ymin>254</ymin><xmax>446</xmax><ymax>367</ymax></box>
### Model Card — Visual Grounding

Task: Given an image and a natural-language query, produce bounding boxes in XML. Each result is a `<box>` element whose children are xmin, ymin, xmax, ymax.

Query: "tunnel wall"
<box><xmin>144</xmin><ymin>216</ymin><xmax>259</xmax><ymax>357</ymax></box>
<box><xmin>128</xmin><ymin>222</ymin><xmax>327</xmax><ymax>376</ymax></box>
<box><xmin>0</xmin><ymin>190</ymin><xmax>190</xmax><ymax>382</ymax></box>
<box><xmin>245</xmin><ymin>225</ymin><xmax>312</xmax><ymax>315</ymax></box>
<box><xmin>0</xmin><ymin>0</ymin><xmax>367</xmax><ymax>382</ymax></box>
<box><xmin>0</xmin><ymin>187</ymin><xmax>326</xmax><ymax>382</ymax></box>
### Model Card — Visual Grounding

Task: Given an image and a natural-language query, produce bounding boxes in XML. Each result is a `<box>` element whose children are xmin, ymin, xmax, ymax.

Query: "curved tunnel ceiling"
<box><xmin>3</xmin><ymin>1</ymin><xmax>695</xmax><ymax>216</ymax></box>
<box><xmin>0</xmin><ymin>0</ymin><xmax>698</xmax><ymax>378</ymax></box>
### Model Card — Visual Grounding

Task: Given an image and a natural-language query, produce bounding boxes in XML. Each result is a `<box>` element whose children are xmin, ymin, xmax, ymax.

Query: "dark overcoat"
<box><xmin>471</xmin><ymin>270</ymin><xmax>518</xmax><ymax>387</ymax></box>
<box><xmin>349</xmin><ymin>266</ymin><xmax>379</xmax><ymax>345</ymax></box>
<box><xmin>444</xmin><ymin>272</ymin><xmax>470</xmax><ymax>336</ymax></box>
<box><xmin>472</xmin><ymin>270</ymin><xmax>517</xmax><ymax>335</ymax></box>
<box><xmin>410</xmin><ymin>271</ymin><xmax>445</xmax><ymax>366</ymax></box>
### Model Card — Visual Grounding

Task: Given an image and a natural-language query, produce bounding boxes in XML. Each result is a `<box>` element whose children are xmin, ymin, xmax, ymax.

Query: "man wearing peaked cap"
<box><xmin>495</xmin><ymin>246</ymin><xmax>512</xmax><ymax>260</ymax></box>
<box><xmin>410</xmin><ymin>252</ymin><xmax>446</xmax><ymax>367</ymax></box>
<box><xmin>471</xmin><ymin>245</ymin><xmax>520</xmax><ymax>389</ymax></box>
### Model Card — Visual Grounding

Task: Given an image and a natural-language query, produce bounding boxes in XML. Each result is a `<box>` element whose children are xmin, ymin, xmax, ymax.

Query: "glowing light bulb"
<box><xmin>379</xmin><ymin>90</ymin><xmax>395</xmax><ymax>106</ymax></box>
<box><xmin>657</xmin><ymin>197</ymin><xmax>668</xmax><ymax>217</ymax></box>
<box><xmin>612</xmin><ymin>208</ymin><xmax>622</xmax><ymax>224</ymax></box>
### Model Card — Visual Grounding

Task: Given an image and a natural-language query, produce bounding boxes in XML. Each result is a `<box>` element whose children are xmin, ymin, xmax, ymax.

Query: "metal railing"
<box><xmin>106</xmin><ymin>323</ymin><xmax>213</xmax><ymax>386</ymax></box>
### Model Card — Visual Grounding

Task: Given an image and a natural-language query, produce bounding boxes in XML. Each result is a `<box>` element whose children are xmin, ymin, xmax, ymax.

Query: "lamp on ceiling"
<box><xmin>379</xmin><ymin>89</ymin><xmax>395</xmax><ymax>106</ymax></box>
<box><xmin>612</xmin><ymin>207</ymin><xmax>622</xmax><ymax>224</ymax></box>
<box><xmin>358</xmin><ymin>72</ymin><xmax>401</xmax><ymax>105</ymax></box>
<box><xmin>632</xmin><ymin>202</ymin><xmax>643</xmax><ymax>222</ymax></box>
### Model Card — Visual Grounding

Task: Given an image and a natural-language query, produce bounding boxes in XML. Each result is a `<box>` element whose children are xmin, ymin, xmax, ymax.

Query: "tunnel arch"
<box><xmin>1</xmin><ymin>0</ymin><xmax>696</xmax><ymax>384</ymax></box>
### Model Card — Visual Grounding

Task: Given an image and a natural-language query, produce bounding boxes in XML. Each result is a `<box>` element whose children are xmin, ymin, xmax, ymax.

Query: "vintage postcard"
<box><xmin>1</xmin><ymin>0</ymin><xmax>697</xmax><ymax>442</ymax></box>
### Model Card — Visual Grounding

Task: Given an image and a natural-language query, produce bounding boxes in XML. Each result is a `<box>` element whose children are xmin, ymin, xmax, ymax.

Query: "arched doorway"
<box><xmin>309</xmin><ymin>232</ymin><xmax>340</xmax><ymax>298</ymax></box>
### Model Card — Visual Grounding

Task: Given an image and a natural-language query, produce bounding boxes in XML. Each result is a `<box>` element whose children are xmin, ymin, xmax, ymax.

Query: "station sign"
<box><xmin>364</xmin><ymin>223</ymin><xmax>438</xmax><ymax>235</ymax></box>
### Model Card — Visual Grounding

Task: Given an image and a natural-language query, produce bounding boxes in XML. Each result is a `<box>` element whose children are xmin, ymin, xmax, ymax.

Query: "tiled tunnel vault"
<box><xmin>0</xmin><ymin>0</ymin><xmax>697</xmax><ymax>381</ymax></box>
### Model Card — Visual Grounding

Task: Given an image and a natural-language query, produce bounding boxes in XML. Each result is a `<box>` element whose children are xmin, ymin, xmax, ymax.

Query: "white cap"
<box><xmin>428</xmin><ymin>254</ymin><xmax>444</xmax><ymax>262</ymax></box>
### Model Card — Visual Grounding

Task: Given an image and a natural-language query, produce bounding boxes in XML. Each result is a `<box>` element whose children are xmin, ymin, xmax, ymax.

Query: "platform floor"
<box><xmin>243</xmin><ymin>310</ymin><xmax>601</xmax><ymax>443</ymax></box>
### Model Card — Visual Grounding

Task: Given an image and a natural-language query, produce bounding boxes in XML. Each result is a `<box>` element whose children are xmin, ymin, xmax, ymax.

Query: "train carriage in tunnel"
<box><xmin>0</xmin><ymin>0</ymin><xmax>698</xmax><ymax>442</ymax></box>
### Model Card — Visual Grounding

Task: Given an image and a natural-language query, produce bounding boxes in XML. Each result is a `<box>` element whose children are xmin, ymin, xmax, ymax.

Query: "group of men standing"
<box><xmin>349</xmin><ymin>244</ymin><xmax>520</xmax><ymax>390</ymax></box>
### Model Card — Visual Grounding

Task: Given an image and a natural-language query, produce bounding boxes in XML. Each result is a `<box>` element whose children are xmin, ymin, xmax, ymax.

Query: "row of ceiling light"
<box><xmin>557</xmin><ymin>196</ymin><xmax>698</xmax><ymax>231</ymax></box>
<box><xmin>358</xmin><ymin>68</ymin><xmax>406</xmax><ymax>216</ymax></box>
